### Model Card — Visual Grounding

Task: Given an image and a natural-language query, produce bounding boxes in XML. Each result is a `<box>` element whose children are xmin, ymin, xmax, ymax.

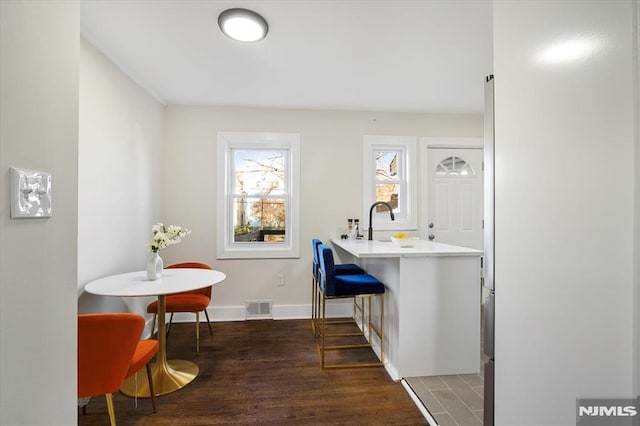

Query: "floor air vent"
<box><xmin>245</xmin><ymin>299</ymin><xmax>273</xmax><ymax>320</ymax></box>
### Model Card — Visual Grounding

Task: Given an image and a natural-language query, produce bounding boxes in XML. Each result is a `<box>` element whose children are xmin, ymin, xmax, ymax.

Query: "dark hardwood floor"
<box><xmin>79</xmin><ymin>319</ymin><xmax>426</xmax><ymax>425</ymax></box>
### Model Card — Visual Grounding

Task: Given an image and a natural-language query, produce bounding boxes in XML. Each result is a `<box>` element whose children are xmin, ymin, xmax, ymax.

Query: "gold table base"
<box><xmin>120</xmin><ymin>359</ymin><xmax>199</xmax><ymax>397</ymax></box>
<box><xmin>120</xmin><ymin>294</ymin><xmax>199</xmax><ymax>397</ymax></box>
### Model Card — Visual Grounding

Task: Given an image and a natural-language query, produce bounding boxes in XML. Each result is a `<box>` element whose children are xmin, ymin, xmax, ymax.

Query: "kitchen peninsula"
<box><xmin>331</xmin><ymin>238</ymin><xmax>483</xmax><ymax>380</ymax></box>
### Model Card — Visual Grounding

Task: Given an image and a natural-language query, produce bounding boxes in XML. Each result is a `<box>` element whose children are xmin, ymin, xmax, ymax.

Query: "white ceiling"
<box><xmin>80</xmin><ymin>0</ymin><xmax>493</xmax><ymax>114</ymax></box>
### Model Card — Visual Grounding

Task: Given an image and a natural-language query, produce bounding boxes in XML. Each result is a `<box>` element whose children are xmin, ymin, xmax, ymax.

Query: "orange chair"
<box><xmin>78</xmin><ymin>313</ymin><xmax>158</xmax><ymax>425</ymax></box>
<box><xmin>147</xmin><ymin>262</ymin><xmax>214</xmax><ymax>353</ymax></box>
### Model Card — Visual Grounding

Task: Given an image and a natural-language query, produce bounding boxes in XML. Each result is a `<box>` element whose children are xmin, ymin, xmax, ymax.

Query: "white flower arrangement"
<box><xmin>147</xmin><ymin>222</ymin><xmax>191</xmax><ymax>253</ymax></box>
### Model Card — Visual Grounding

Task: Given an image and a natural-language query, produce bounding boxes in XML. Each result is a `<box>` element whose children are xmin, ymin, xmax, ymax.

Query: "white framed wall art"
<box><xmin>11</xmin><ymin>167</ymin><xmax>52</xmax><ymax>218</ymax></box>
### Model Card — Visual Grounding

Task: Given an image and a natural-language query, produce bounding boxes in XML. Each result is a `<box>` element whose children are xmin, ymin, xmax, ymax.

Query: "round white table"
<box><xmin>84</xmin><ymin>268</ymin><xmax>226</xmax><ymax>396</ymax></box>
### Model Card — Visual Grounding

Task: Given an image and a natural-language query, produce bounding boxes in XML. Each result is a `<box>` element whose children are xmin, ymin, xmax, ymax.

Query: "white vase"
<box><xmin>146</xmin><ymin>251</ymin><xmax>164</xmax><ymax>280</ymax></box>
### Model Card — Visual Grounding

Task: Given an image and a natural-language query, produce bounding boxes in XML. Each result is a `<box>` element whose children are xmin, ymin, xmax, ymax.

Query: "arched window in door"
<box><xmin>434</xmin><ymin>156</ymin><xmax>475</xmax><ymax>176</ymax></box>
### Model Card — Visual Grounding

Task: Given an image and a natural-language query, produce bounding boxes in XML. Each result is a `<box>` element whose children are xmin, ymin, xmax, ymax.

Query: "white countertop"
<box><xmin>331</xmin><ymin>238</ymin><xmax>483</xmax><ymax>258</ymax></box>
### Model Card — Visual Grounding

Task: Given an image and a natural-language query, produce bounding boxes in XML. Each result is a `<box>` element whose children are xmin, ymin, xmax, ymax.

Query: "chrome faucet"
<box><xmin>368</xmin><ymin>201</ymin><xmax>395</xmax><ymax>240</ymax></box>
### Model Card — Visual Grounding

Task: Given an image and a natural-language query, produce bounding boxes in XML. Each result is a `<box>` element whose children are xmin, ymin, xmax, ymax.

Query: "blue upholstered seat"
<box><xmin>324</xmin><ymin>273</ymin><xmax>386</xmax><ymax>297</ymax></box>
<box><xmin>317</xmin><ymin>244</ymin><xmax>385</xmax><ymax>297</ymax></box>
<box><xmin>311</xmin><ymin>239</ymin><xmax>365</xmax><ymax>336</ymax></box>
<box><xmin>315</xmin><ymin>243</ymin><xmax>386</xmax><ymax>369</ymax></box>
<box><xmin>312</xmin><ymin>239</ymin><xmax>363</xmax><ymax>279</ymax></box>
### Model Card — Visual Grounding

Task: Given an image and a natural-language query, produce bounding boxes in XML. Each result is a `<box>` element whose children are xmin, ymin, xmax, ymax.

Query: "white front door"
<box><xmin>425</xmin><ymin>147</ymin><xmax>483</xmax><ymax>249</ymax></box>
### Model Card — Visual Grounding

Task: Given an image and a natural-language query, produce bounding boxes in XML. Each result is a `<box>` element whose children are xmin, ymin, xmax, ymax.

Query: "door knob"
<box><xmin>428</xmin><ymin>222</ymin><xmax>434</xmax><ymax>228</ymax></box>
<box><xmin>428</xmin><ymin>234</ymin><xmax>435</xmax><ymax>240</ymax></box>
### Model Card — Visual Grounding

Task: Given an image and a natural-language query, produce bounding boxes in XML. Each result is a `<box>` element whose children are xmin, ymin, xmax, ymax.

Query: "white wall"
<box><xmin>0</xmin><ymin>2</ymin><xmax>79</xmax><ymax>424</ymax></box>
<box><xmin>493</xmin><ymin>1</ymin><xmax>637</xmax><ymax>424</ymax></box>
<box><xmin>163</xmin><ymin>106</ymin><xmax>482</xmax><ymax>319</ymax></box>
<box><xmin>77</xmin><ymin>38</ymin><xmax>164</xmax><ymax>319</ymax></box>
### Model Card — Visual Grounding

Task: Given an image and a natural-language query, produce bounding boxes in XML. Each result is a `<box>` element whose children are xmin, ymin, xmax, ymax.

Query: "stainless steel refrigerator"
<box><xmin>483</xmin><ymin>74</ymin><xmax>495</xmax><ymax>426</ymax></box>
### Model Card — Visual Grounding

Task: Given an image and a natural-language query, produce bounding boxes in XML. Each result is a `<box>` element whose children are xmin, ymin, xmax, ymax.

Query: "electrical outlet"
<box><xmin>276</xmin><ymin>272</ymin><xmax>285</xmax><ymax>287</ymax></box>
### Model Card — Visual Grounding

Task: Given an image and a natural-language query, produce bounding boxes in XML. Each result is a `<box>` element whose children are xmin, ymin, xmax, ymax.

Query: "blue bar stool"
<box><xmin>317</xmin><ymin>244</ymin><xmax>385</xmax><ymax>369</ymax></box>
<box><xmin>311</xmin><ymin>239</ymin><xmax>364</xmax><ymax>336</ymax></box>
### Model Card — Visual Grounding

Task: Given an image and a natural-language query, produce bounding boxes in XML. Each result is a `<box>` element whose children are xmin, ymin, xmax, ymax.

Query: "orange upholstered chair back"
<box><xmin>78</xmin><ymin>313</ymin><xmax>144</xmax><ymax>398</ymax></box>
<box><xmin>166</xmin><ymin>262</ymin><xmax>213</xmax><ymax>298</ymax></box>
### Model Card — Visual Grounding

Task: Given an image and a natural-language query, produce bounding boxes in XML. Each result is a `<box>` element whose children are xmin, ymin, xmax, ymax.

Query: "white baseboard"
<box><xmin>141</xmin><ymin>302</ymin><xmax>353</xmax><ymax>339</ymax></box>
<box><xmin>161</xmin><ymin>301</ymin><xmax>354</xmax><ymax>323</ymax></box>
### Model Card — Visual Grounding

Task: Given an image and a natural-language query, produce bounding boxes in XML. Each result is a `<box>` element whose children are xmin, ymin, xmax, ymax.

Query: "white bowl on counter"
<box><xmin>390</xmin><ymin>236</ymin><xmax>419</xmax><ymax>248</ymax></box>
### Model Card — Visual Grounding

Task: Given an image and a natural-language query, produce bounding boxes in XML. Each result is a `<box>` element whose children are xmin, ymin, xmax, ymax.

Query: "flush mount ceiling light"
<box><xmin>218</xmin><ymin>8</ymin><xmax>268</xmax><ymax>42</ymax></box>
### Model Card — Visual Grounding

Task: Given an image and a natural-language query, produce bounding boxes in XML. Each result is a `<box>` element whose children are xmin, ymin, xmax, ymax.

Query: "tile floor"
<box><xmin>405</xmin><ymin>371</ymin><xmax>486</xmax><ymax>426</ymax></box>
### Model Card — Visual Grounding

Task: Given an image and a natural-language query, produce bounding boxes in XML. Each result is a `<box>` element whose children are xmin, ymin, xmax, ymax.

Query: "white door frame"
<box><xmin>419</xmin><ymin>137</ymin><xmax>484</xmax><ymax>242</ymax></box>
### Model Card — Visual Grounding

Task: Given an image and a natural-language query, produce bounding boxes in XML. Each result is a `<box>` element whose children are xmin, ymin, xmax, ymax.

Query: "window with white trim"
<box><xmin>217</xmin><ymin>132</ymin><xmax>300</xmax><ymax>259</ymax></box>
<box><xmin>362</xmin><ymin>135</ymin><xmax>417</xmax><ymax>232</ymax></box>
